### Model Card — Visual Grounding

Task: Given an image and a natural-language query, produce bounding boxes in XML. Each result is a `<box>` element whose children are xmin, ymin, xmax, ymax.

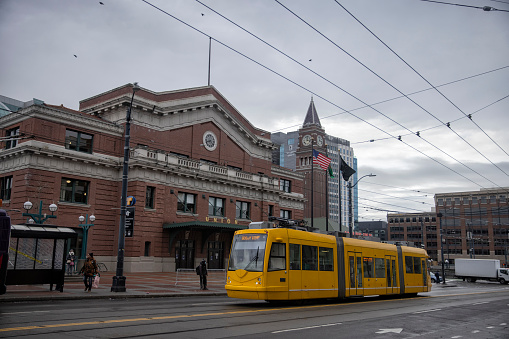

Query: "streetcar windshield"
<box><xmin>228</xmin><ymin>233</ymin><xmax>267</xmax><ymax>272</ymax></box>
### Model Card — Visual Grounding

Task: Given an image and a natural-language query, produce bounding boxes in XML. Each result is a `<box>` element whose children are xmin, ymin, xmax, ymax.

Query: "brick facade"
<box><xmin>0</xmin><ymin>85</ymin><xmax>305</xmax><ymax>272</ymax></box>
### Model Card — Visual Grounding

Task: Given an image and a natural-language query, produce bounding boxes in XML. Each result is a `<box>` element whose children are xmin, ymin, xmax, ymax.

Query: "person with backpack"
<box><xmin>196</xmin><ymin>259</ymin><xmax>208</xmax><ymax>290</ymax></box>
<box><xmin>79</xmin><ymin>253</ymin><xmax>98</xmax><ymax>292</ymax></box>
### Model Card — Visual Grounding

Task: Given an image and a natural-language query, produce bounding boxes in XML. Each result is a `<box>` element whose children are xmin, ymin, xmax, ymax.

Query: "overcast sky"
<box><xmin>1</xmin><ymin>0</ymin><xmax>508</xmax><ymax>222</ymax></box>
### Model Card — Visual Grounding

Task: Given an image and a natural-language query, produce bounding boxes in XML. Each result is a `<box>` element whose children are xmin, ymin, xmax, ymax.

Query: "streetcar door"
<box><xmin>421</xmin><ymin>259</ymin><xmax>427</xmax><ymax>291</ymax></box>
<box><xmin>385</xmin><ymin>255</ymin><xmax>396</xmax><ymax>294</ymax></box>
<box><xmin>348</xmin><ymin>252</ymin><xmax>363</xmax><ymax>296</ymax></box>
<box><xmin>266</xmin><ymin>241</ymin><xmax>288</xmax><ymax>300</ymax></box>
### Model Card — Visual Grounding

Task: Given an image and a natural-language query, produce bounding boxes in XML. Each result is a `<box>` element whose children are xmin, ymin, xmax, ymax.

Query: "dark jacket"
<box><xmin>80</xmin><ymin>258</ymin><xmax>98</xmax><ymax>276</ymax></box>
<box><xmin>199</xmin><ymin>261</ymin><xmax>208</xmax><ymax>276</ymax></box>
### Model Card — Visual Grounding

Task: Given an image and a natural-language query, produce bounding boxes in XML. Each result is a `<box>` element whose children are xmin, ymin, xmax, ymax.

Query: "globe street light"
<box><xmin>347</xmin><ymin>174</ymin><xmax>376</xmax><ymax>237</ymax></box>
<box><xmin>112</xmin><ymin>82</ymin><xmax>140</xmax><ymax>292</ymax></box>
<box><xmin>22</xmin><ymin>200</ymin><xmax>58</xmax><ymax>224</ymax></box>
<box><xmin>78</xmin><ymin>214</ymin><xmax>96</xmax><ymax>259</ymax></box>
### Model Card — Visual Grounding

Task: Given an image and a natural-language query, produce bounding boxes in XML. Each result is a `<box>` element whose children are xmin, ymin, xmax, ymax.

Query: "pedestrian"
<box><xmin>197</xmin><ymin>259</ymin><xmax>208</xmax><ymax>290</ymax></box>
<box><xmin>66</xmin><ymin>249</ymin><xmax>76</xmax><ymax>275</ymax></box>
<box><xmin>79</xmin><ymin>253</ymin><xmax>98</xmax><ymax>292</ymax></box>
<box><xmin>435</xmin><ymin>271</ymin><xmax>440</xmax><ymax>283</ymax></box>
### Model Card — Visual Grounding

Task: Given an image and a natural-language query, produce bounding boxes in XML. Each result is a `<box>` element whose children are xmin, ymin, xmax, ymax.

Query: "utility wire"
<box><xmin>417</xmin><ymin>0</ymin><xmax>509</xmax><ymax>12</ymax></box>
<box><xmin>276</xmin><ymin>0</ymin><xmax>509</xmax><ymax>178</ymax></box>
<box><xmin>334</xmin><ymin>0</ymin><xmax>509</xmax><ymax>158</ymax></box>
<box><xmin>196</xmin><ymin>0</ymin><xmax>503</xmax><ymax>188</ymax></box>
<box><xmin>358</xmin><ymin>188</ymin><xmax>434</xmax><ymax>206</ymax></box>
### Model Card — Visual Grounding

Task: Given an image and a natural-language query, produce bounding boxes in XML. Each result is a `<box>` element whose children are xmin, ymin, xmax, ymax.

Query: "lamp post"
<box><xmin>347</xmin><ymin>174</ymin><xmax>376</xmax><ymax>238</ymax></box>
<box><xmin>78</xmin><ymin>214</ymin><xmax>96</xmax><ymax>260</ymax></box>
<box><xmin>22</xmin><ymin>201</ymin><xmax>58</xmax><ymax>224</ymax></box>
<box><xmin>111</xmin><ymin>82</ymin><xmax>140</xmax><ymax>292</ymax></box>
<box><xmin>437</xmin><ymin>212</ymin><xmax>446</xmax><ymax>284</ymax></box>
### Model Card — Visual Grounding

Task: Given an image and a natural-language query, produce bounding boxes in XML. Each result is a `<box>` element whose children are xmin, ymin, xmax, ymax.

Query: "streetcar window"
<box><xmin>375</xmin><ymin>258</ymin><xmax>385</xmax><ymax>278</ymax></box>
<box><xmin>392</xmin><ymin>260</ymin><xmax>397</xmax><ymax>287</ymax></box>
<box><xmin>268</xmin><ymin>243</ymin><xmax>286</xmax><ymax>271</ymax></box>
<box><xmin>386</xmin><ymin>259</ymin><xmax>391</xmax><ymax>287</ymax></box>
<box><xmin>363</xmin><ymin>257</ymin><xmax>374</xmax><ymax>278</ymax></box>
<box><xmin>405</xmin><ymin>256</ymin><xmax>413</xmax><ymax>273</ymax></box>
<box><xmin>228</xmin><ymin>233</ymin><xmax>267</xmax><ymax>272</ymax></box>
<box><xmin>290</xmin><ymin>244</ymin><xmax>300</xmax><ymax>270</ymax></box>
<box><xmin>319</xmin><ymin>247</ymin><xmax>334</xmax><ymax>271</ymax></box>
<box><xmin>302</xmin><ymin>245</ymin><xmax>317</xmax><ymax>270</ymax></box>
<box><xmin>349</xmin><ymin>256</ymin><xmax>355</xmax><ymax>288</ymax></box>
<box><xmin>413</xmin><ymin>257</ymin><xmax>421</xmax><ymax>274</ymax></box>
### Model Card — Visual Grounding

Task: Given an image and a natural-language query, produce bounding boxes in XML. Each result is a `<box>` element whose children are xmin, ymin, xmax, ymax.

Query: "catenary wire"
<box><xmin>275</xmin><ymin>0</ymin><xmax>509</xmax><ymax>178</ymax></box>
<box><xmin>334</xmin><ymin>0</ymin><xmax>509</xmax><ymax>158</ymax></box>
<box><xmin>417</xmin><ymin>0</ymin><xmax>509</xmax><ymax>12</ymax></box>
<box><xmin>195</xmin><ymin>0</ymin><xmax>505</xmax><ymax>188</ymax></box>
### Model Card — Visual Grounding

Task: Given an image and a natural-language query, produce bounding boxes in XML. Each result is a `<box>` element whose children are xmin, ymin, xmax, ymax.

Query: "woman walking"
<box><xmin>79</xmin><ymin>253</ymin><xmax>98</xmax><ymax>292</ymax></box>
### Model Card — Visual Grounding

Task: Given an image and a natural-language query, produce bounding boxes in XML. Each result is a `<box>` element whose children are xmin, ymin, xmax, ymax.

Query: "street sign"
<box><xmin>125</xmin><ymin>207</ymin><xmax>135</xmax><ymax>237</ymax></box>
<box><xmin>127</xmin><ymin>196</ymin><xmax>136</xmax><ymax>206</ymax></box>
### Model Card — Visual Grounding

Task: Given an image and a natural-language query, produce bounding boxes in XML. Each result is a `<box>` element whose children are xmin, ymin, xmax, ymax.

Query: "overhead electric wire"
<box><xmin>334</xmin><ymin>0</ymin><xmax>509</xmax><ymax>158</ymax></box>
<box><xmin>276</xmin><ymin>0</ymin><xmax>509</xmax><ymax>178</ymax></box>
<box><xmin>352</xmin><ymin>93</ymin><xmax>509</xmax><ymax>145</ymax></box>
<box><xmin>417</xmin><ymin>0</ymin><xmax>509</xmax><ymax>12</ymax></box>
<box><xmin>358</xmin><ymin>188</ymin><xmax>434</xmax><ymax>206</ymax></box>
<box><xmin>196</xmin><ymin>0</ymin><xmax>504</xmax><ymax>188</ymax></box>
<box><xmin>273</xmin><ymin>65</ymin><xmax>509</xmax><ymax>134</ymax></box>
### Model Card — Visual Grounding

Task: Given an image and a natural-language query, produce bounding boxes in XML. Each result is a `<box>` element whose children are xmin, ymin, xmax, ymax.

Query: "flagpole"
<box><xmin>338</xmin><ymin>167</ymin><xmax>343</xmax><ymax>232</ymax></box>
<box><xmin>325</xmin><ymin>144</ymin><xmax>329</xmax><ymax>232</ymax></box>
<box><xmin>208</xmin><ymin>37</ymin><xmax>212</xmax><ymax>86</ymax></box>
<box><xmin>311</xmin><ymin>142</ymin><xmax>314</xmax><ymax>229</ymax></box>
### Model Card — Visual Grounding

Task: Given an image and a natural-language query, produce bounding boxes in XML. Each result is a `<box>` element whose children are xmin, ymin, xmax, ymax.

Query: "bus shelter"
<box><xmin>6</xmin><ymin>224</ymin><xmax>77</xmax><ymax>292</ymax></box>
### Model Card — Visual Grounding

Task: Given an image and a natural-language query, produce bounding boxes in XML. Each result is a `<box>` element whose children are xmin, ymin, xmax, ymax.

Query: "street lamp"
<box><xmin>22</xmin><ymin>200</ymin><xmax>58</xmax><ymax>224</ymax></box>
<box><xmin>437</xmin><ymin>212</ymin><xmax>446</xmax><ymax>284</ymax></box>
<box><xmin>347</xmin><ymin>174</ymin><xmax>376</xmax><ymax>238</ymax></box>
<box><xmin>111</xmin><ymin>82</ymin><xmax>140</xmax><ymax>293</ymax></box>
<box><xmin>78</xmin><ymin>214</ymin><xmax>96</xmax><ymax>260</ymax></box>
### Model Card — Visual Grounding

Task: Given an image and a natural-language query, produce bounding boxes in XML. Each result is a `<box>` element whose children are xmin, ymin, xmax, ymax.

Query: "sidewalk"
<box><xmin>0</xmin><ymin>271</ymin><xmax>227</xmax><ymax>302</ymax></box>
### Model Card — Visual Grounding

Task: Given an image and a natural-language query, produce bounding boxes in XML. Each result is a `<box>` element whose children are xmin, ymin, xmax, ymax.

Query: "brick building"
<box><xmin>387</xmin><ymin>188</ymin><xmax>509</xmax><ymax>266</ymax></box>
<box><xmin>0</xmin><ymin>84</ymin><xmax>305</xmax><ymax>272</ymax></box>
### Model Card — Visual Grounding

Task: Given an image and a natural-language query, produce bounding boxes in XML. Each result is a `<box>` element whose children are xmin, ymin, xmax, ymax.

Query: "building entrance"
<box><xmin>175</xmin><ymin>240</ymin><xmax>194</xmax><ymax>269</ymax></box>
<box><xmin>207</xmin><ymin>241</ymin><xmax>224</xmax><ymax>269</ymax></box>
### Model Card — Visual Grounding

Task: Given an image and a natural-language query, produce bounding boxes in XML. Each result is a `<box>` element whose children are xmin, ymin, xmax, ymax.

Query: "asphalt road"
<box><xmin>1</xmin><ymin>280</ymin><xmax>508</xmax><ymax>338</ymax></box>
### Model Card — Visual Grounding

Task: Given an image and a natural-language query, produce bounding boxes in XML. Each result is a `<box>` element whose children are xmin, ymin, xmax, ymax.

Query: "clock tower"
<box><xmin>296</xmin><ymin>98</ymin><xmax>328</xmax><ymax>224</ymax></box>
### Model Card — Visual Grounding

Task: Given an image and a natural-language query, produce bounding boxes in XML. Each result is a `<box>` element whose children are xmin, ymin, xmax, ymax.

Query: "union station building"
<box><xmin>0</xmin><ymin>84</ymin><xmax>305</xmax><ymax>272</ymax></box>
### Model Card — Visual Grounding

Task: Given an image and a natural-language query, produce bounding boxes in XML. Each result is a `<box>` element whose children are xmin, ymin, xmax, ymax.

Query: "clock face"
<box><xmin>317</xmin><ymin>135</ymin><xmax>323</xmax><ymax>146</ymax></box>
<box><xmin>302</xmin><ymin>135</ymin><xmax>312</xmax><ymax>146</ymax></box>
<box><xmin>203</xmin><ymin>131</ymin><xmax>217</xmax><ymax>151</ymax></box>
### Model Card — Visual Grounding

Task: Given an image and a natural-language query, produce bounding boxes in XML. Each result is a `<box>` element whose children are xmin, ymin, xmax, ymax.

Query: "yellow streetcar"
<box><xmin>225</xmin><ymin>218</ymin><xmax>431</xmax><ymax>301</ymax></box>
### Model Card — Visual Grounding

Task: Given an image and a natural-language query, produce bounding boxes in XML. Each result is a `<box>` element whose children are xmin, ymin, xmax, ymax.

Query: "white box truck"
<box><xmin>455</xmin><ymin>259</ymin><xmax>509</xmax><ymax>284</ymax></box>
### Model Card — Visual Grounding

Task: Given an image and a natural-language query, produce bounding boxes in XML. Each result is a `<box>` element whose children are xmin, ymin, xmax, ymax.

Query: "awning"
<box><xmin>163</xmin><ymin>221</ymin><xmax>248</xmax><ymax>230</ymax></box>
<box><xmin>163</xmin><ymin>221</ymin><xmax>248</xmax><ymax>252</ymax></box>
<box><xmin>11</xmin><ymin>224</ymin><xmax>78</xmax><ymax>239</ymax></box>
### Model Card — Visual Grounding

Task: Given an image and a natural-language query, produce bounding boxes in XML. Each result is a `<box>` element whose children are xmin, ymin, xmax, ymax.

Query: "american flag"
<box><xmin>312</xmin><ymin>149</ymin><xmax>332</xmax><ymax>171</ymax></box>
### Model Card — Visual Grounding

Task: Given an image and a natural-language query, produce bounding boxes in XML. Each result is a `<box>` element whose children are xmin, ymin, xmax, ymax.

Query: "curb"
<box><xmin>0</xmin><ymin>291</ymin><xmax>228</xmax><ymax>303</ymax></box>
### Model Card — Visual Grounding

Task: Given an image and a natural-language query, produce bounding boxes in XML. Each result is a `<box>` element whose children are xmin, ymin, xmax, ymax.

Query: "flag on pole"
<box><xmin>312</xmin><ymin>149</ymin><xmax>332</xmax><ymax>171</ymax></box>
<box><xmin>340</xmin><ymin>156</ymin><xmax>356</xmax><ymax>181</ymax></box>
<box><xmin>328</xmin><ymin>165</ymin><xmax>334</xmax><ymax>178</ymax></box>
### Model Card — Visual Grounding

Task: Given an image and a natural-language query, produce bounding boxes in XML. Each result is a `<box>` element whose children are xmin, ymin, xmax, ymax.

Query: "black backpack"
<box><xmin>196</xmin><ymin>266</ymin><xmax>200</xmax><ymax>275</ymax></box>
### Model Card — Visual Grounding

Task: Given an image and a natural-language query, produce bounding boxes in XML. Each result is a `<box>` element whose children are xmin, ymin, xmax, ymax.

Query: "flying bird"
<box><xmin>74</xmin><ymin>55</ymin><xmax>77</xmax><ymax>58</ymax></box>
<box><xmin>201</xmin><ymin>13</ymin><xmax>204</xmax><ymax>16</ymax></box>
<box><xmin>99</xmin><ymin>2</ymin><xmax>104</xmax><ymax>5</ymax></box>
<box><xmin>309</xmin><ymin>59</ymin><xmax>312</xmax><ymax>61</ymax></box>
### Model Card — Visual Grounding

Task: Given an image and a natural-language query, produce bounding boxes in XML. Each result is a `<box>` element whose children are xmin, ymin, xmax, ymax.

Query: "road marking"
<box><xmin>191</xmin><ymin>302</ymin><xmax>239</xmax><ymax>306</ymax></box>
<box><xmin>272</xmin><ymin>323</ymin><xmax>342</xmax><ymax>333</ymax></box>
<box><xmin>3</xmin><ymin>311</ymin><xmax>50</xmax><ymax>315</ymax></box>
<box><xmin>486</xmin><ymin>326</ymin><xmax>494</xmax><ymax>329</ymax></box>
<box><xmin>472</xmin><ymin>301</ymin><xmax>489</xmax><ymax>305</ymax></box>
<box><xmin>413</xmin><ymin>308</ymin><xmax>442</xmax><ymax>314</ymax></box>
<box><xmin>472</xmin><ymin>330</ymin><xmax>480</xmax><ymax>333</ymax></box>
<box><xmin>0</xmin><ymin>289</ymin><xmax>506</xmax><ymax>333</ymax></box>
<box><xmin>451</xmin><ymin>336</ymin><xmax>462</xmax><ymax>338</ymax></box>
<box><xmin>500</xmin><ymin>323</ymin><xmax>507</xmax><ymax>326</ymax></box>
<box><xmin>376</xmin><ymin>328</ymin><xmax>403</xmax><ymax>334</ymax></box>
